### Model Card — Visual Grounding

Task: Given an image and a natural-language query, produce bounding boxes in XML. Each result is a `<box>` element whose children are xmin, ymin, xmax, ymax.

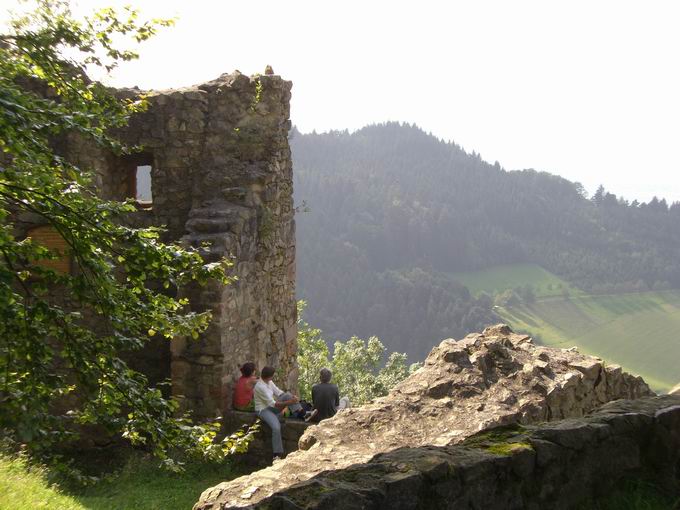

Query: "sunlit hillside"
<box><xmin>457</xmin><ymin>264</ymin><xmax>680</xmax><ymax>392</ymax></box>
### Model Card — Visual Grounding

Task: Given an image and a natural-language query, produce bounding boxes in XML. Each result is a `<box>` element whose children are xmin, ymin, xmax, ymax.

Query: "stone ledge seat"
<box><xmin>223</xmin><ymin>410</ymin><xmax>312</xmax><ymax>467</ymax></box>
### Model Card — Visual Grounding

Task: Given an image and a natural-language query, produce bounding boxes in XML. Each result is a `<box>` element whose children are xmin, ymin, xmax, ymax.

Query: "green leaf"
<box><xmin>0</xmin><ymin>0</ymin><xmax>231</xmax><ymax>468</ymax></box>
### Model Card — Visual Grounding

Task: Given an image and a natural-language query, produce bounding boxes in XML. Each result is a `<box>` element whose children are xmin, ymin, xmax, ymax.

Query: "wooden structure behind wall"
<box><xmin>27</xmin><ymin>225</ymin><xmax>71</xmax><ymax>274</ymax></box>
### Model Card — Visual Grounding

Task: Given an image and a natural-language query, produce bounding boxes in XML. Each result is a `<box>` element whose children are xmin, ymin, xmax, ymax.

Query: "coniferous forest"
<box><xmin>292</xmin><ymin>123</ymin><xmax>680</xmax><ymax>360</ymax></box>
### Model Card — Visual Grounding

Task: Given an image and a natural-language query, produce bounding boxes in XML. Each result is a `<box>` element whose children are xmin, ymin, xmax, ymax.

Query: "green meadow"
<box><xmin>0</xmin><ymin>453</ymin><xmax>237</xmax><ymax>510</ymax></box>
<box><xmin>454</xmin><ymin>264</ymin><xmax>680</xmax><ymax>392</ymax></box>
<box><xmin>453</xmin><ymin>263</ymin><xmax>582</xmax><ymax>298</ymax></box>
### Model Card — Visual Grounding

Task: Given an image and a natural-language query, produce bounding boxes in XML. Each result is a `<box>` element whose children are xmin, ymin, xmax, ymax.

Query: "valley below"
<box><xmin>500</xmin><ymin>290</ymin><xmax>680</xmax><ymax>392</ymax></box>
<box><xmin>293</xmin><ymin>124</ymin><xmax>680</xmax><ymax>394</ymax></box>
<box><xmin>457</xmin><ymin>264</ymin><xmax>680</xmax><ymax>392</ymax></box>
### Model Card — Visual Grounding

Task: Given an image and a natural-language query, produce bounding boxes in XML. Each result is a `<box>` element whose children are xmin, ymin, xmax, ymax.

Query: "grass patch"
<box><xmin>579</xmin><ymin>479</ymin><xmax>680</xmax><ymax>510</ymax></box>
<box><xmin>0</xmin><ymin>454</ymin><xmax>85</xmax><ymax>510</ymax></box>
<box><xmin>0</xmin><ymin>451</ymin><xmax>240</xmax><ymax>510</ymax></box>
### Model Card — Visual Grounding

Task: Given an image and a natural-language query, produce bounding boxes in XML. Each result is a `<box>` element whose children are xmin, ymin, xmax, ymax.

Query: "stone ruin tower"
<box><xmin>64</xmin><ymin>71</ymin><xmax>297</xmax><ymax>419</ymax></box>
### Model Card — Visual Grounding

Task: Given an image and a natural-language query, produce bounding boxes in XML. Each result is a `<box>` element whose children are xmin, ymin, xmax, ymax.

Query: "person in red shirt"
<box><xmin>233</xmin><ymin>362</ymin><xmax>258</xmax><ymax>411</ymax></box>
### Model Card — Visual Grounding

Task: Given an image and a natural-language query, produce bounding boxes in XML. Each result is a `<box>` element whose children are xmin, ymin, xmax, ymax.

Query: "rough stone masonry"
<box><xmin>195</xmin><ymin>325</ymin><xmax>653</xmax><ymax>509</ymax></box>
<box><xmin>205</xmin><ymin>394</ymin><xmax>680</xmax><ymax>510</ymax></box>
<box><xmin>63</xmin><ymin>71</ymin><xmax>297</xmax><ymax>418</ymax></box>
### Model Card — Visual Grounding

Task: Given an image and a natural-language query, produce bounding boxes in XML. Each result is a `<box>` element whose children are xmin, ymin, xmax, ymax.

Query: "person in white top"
<box><xmin>254</xmin><ymin>366</ymin><xmax>302</xmax><ymax>459</ymax></box>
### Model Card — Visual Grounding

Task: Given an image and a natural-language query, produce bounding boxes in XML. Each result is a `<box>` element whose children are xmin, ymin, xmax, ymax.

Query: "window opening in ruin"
<box><xmin>26</xmin><ymin>225</ymin><xmax>72</xmax><ymax>274</ymax></box>
<box><xmin>135</xmin><ymin>164</ymin><xmax>153</xmax><ymax>206</ymax></box>
<box><xmin>124</xmin><ymin>154</ymin><xmax>154</xmax><ymax>208</ymax></box>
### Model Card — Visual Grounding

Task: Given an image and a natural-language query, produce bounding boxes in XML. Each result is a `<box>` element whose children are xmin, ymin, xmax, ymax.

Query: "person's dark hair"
<box><xmin>240</xmin><ymin>362</ymin><xmax>256</xmax><ymax>377</ymax></box>
<box><xmin>261</xmin><ymin>366</ymin><xmax>275</xmax><ymax>380</ymax></box>
<box><xmin>319</xmin><ymin>367</ymin><xmax>332</xmax><ymax>383</ymax></box>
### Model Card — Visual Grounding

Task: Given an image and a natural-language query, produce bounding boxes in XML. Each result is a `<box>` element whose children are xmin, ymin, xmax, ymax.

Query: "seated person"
<box><xmin>233</xmin><ymin>362</ymin><xmax>257</xmax><ymax>411</ymax></box>
<box><xmin>254</xmin><ymin>366</ymin><xmax>302</xmax><ymax>460</ymax></box>
<box><xmin>308</xmin><ymin>368</ymin><xmax>350</xmax><ymax>422</ymax></box>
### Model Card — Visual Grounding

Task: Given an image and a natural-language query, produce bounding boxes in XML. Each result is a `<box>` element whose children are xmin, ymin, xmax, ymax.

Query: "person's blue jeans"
<box><xmin>257</xmin><ymin>392</ymin><xmax>301</xmax><ymax>455</ymax></box>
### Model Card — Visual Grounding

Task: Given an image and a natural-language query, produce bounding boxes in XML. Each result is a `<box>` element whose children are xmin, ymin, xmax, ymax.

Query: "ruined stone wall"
<box><xmin>64</xmin><ymin>72</ymin><xmax>297</xmax><ymax>419</ymax></box>
<box><xmin>196</xmin><ymin>325</ymin><xmax>653</xmax><ymax>508</ymax></box>
<box><xmin>205</xmin><ymin>395</ymin><xmax>680</xmax><ymax>510</ymax></box>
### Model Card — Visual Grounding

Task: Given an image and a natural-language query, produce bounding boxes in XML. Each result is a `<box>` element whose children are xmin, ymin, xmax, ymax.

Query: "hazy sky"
<box><xmin>4</xmin><ymin>0</ymin><xmax>679</xmax><ymax>203</ymax></box>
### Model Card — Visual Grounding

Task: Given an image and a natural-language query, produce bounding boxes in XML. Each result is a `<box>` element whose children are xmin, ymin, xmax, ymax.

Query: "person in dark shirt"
<box><xmin>310</xmin><ymin>368</ymin><xmax>341</xmax><ymax>422</ymax></box>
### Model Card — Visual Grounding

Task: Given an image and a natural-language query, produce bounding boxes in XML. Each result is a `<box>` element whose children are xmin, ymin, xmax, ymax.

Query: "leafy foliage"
<box><xmin>296</xmin><ymin>301</ymin><xmax>329</xmax><ymax>403</ymax></box>
<box><xmin>196</xmin><ymin>420</ymin><xmax>261</xmax><ymax>465</ymax></box>
<box><xmin>0</xmin><ymin>0</ymin><xmax>246</xmax><ymax>465</ymax></box>
<box><xmin>297</xmin><ymin>301</ymin><xmax>419</xmax><ymax>405</ymax></box>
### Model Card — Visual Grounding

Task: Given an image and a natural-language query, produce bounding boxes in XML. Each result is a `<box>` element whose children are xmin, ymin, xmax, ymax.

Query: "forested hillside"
<box><xmin>291</xmin><ymin>123</ymin><xmax>680</xmax><ymax>360</ymax></box>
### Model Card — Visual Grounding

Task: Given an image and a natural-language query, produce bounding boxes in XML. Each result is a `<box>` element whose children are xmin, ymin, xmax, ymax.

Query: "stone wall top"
<box><xmin>202</xmin><ymin>394</ymin><xmax>680</xmax><ymax>509</ymax></box>
<box><xmin>195</xmin><ymin>324</ymin><xmax>652</xmax><ymax>508</ymax></box>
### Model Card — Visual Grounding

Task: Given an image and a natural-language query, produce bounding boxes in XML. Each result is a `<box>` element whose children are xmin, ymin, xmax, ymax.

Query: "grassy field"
<box><xmin>453</xmin><ymin>263</ymin><xmax>582</xmax><ymax>298</ymax></box>
<box><xmin>453</xmin><ymin>264</ymin><xmax>680</xmax><ymax>393</ymax></box>
<box><xmin>0</xmin><ymin>453</ymin><xmax>238</xmax><ymax>510</ymax></box>
<box><xmin>0</xmin><ymin>455</ymin><xmax>85</xmax><ymax>510</ymax></box>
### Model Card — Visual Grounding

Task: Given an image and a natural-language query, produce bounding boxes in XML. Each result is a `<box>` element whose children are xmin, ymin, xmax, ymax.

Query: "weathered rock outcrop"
<box><xmin>195</xmin><ymin>325</ymin><xmax>652</xmax><ymax>509</ymax></box>
<box><xmin>207</xmin><ymin>395</ymin><xmax>680</xmax><ymax>509</ymax></box>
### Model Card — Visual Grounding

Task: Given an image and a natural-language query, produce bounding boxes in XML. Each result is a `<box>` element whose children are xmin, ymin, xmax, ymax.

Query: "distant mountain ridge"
<box><xmin>291</xmin><ymin>122</ymin><xmax>680</xmax><ymax>359</ymax></box>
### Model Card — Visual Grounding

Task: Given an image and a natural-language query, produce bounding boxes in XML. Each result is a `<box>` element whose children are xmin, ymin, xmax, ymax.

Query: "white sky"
<box><xmin>3</xmin><ymin>0</ymin><xmax>679</xmax><ymax>203</ymax></box>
